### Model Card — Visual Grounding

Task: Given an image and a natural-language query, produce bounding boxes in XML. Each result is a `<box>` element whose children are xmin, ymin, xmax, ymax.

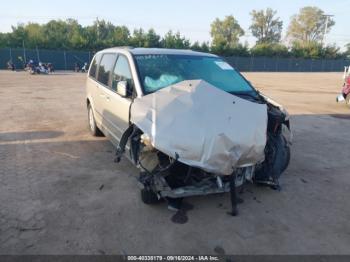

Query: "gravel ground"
<box><xmin>0</xmin><ymin>70</ymin><xmax>349</xmax><ymax>254</ymax></box>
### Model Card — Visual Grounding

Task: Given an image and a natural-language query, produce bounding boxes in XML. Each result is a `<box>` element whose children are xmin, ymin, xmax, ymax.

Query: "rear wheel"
<box><xmin>346</xmin><ymin>94</ymin><xmax>350</xmax><ymax>108</ymax></box>
<box><xmin>87</xmin><ymin>104</ymin><xmax>103</xmax><ymax>136</ymax></box>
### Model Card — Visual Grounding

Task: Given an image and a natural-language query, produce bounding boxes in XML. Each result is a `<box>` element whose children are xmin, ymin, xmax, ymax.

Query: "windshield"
<box><xmin>134</xmin><ymin>54</ymin><xmax>256</xmax><ymax>95</ymax></box>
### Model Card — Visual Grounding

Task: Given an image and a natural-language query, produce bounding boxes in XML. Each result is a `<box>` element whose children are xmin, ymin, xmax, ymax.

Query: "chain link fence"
<box><xmin>224</xmin><ymin>56</ymin><xmax>350</xmax><ymax>72</ymax></box>
<box><xmin>0</xmin><ymin>48</ymin><xmax>92</xmax><ymax>70</ymax></box>
<box><xmin>1</xmin><ymin>47</ymin><xmax>349</xmax><ymax>72</ymax></box>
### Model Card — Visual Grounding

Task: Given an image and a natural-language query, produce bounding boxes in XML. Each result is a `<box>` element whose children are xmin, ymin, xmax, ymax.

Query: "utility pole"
<box><xmin>22</xmin><ymin>40</ymin><xmax>27</xmax><ymax>64</ymax></box>
<box><xmin>96</xmin><ymin>17</ymin><xmax>100</xmax><ymax>41</ymax></box>
<box><xmin>322</xmin><ymin>14</ymin><xmax>334</xmax><ymax>46</ymax></box>
<box><xmin>36</xmin><ymin>46</ymin><xmax>40</xmax><ymax>62</ymax></box>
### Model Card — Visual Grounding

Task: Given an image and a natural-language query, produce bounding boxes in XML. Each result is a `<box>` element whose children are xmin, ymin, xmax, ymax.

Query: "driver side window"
<box><xmin>112</xmin><ymin>55</ymin><xmax>134</xmax><ymax>96</ymax></box>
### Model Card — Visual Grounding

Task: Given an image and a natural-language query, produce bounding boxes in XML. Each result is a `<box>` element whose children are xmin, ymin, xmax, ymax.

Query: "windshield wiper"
<box><xmin>229</xmin><ymin>91</ymin><xmax>264</xmax><ymax>103</ymax></box>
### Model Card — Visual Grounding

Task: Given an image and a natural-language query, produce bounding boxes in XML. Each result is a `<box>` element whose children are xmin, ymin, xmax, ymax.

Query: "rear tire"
<box><xmin>140</xmin><ymin>188</ymin><xmax>161</xmax><ymax>205</ymax></box>
<box><xmin>87</xmin><ymin>104</ymin><xmax>103</xmax><ymax>136</ymax></box>
<box><xmin>346</xmin><ymin>94</ymin><xmax>350</xmax><ymax>108</ymax></box>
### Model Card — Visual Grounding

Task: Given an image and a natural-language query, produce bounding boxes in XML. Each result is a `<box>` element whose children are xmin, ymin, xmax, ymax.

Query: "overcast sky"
<box><xmin>1</xmin><ymin>0</ymin><xmax>349</xmax><ymax>49</ymax></box>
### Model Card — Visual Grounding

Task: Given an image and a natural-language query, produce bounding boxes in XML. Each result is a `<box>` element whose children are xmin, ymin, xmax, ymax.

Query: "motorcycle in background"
<box><xmin>26</xmin><ymin>61</ymin><xmax>52</xmax><ymax>75</ymax></box>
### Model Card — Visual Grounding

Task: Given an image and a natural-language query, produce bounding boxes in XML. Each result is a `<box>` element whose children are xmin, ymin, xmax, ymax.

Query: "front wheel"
<box><xmin>140</xmin><ymin>188</ymin><xmax>161</xmax><ymax>205</ymax></box>
<box><xmin>87</xmin><ymin>104</ymin><xmax>103</xmax><ymax>136</ymax></box>
<box><xmin>281</xmin><ymin>136</ymin><xmax>291</xmax><ymax>173</ymax></box>
<box><xmin>254</xmin><ymin>133</ymin><xmax>290</xmax><ymax>183</ymax></box>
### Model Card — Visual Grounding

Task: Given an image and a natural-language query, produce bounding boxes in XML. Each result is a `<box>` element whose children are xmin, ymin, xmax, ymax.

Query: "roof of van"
<box><xmin>101</xmin><ymin>47</ymin><xmax>218</xmax><ymax>57</ymax></box>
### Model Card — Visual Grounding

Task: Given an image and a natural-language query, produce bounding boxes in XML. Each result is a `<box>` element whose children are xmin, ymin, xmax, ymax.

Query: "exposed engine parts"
<box><xmin>114</xmin><ymin>95</ymin><xmax>291</xmax><ymax>216</ymax></box>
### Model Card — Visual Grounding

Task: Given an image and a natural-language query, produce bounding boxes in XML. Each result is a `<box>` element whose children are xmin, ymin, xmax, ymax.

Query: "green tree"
<box><xmin>111</xmin><ymin>26</ymin><xmax>130</xmax><ymax>46</ymax></box>
<box><xmin>42</xmin><ymin>20</ymin><xmax>70</xmax><ymax>49</ymax></box>
<box><xmin>210</xmin><ymin>15</ymin><xmax>244</xmax><ymax>49</ymax></box>
<box><xmin>65</xmin><ymin>19</ymin><xmax>87</xmax><ymax>49</ymax></box>
<box><xmin>289</xmin><ymin>41</ymin><xmax>342</xmax><ymax>59</ymax></box>
<box><xmin>84</xmin><ymin>25</ymin><xmax>99</xmax><ymax>49</ymax></box>
<box><xmin>290</xmin><ymin>41</ymin><xmax>322</xmax><ymax>58</ymax></box>
<box><xmin>144</xmin><ymin>29</ymin><xmax>161</xmax><ymax>47</ymax></box>
<box><xmin>0</xmin><ymin>33</ymin><xmax>8</xmax><ymax>48</ymax></box>
<box><xmin>191</xmin><ymin>41</ymin><xmax>210</xmax><ymax>52</ymax></box>
<box><xmin>0</xmin><ymin>18</ymin><xmax>344</xmax><ymax>58</ymax></box>
<box><xmin>24</xmin><ymin>23</ymin><xmax>45</xmax><ymax>48</ymax></box>
<box><xmin>323</xmin><ymin>44</ymin><xmax>341</xmax><ymax>59</ymax></box>
<box><xmin>200</xmin><ymin>42</ymin><xmax>210</xmax><ymax>52</ymax></box>
<box><xmin>287</xmin><ymin>6</ymin><xmax>335</xmax><ymax>44</ymax></box>
<box><xmin>130</xmin><ymin>28</ymin><xmax>146</xmax><ymax>47</ymax></box>
<box><xmin>130</xmin><ymin>28</ymin><xmax>161</xmax><ymax>47</ymax></box>
<box><xmin>251</xmin><ymin>43</ymin><xmax>289</xmax><ymax>57</ymax></box>
<box><xmin>8</xmin><ymin>24</ymin><xmax>27</xmax><ymax>48</ymax></box>
<box><xmin>69</xmin><ymin>28</ymin><xmax>87</xmax><ymax>49</ymax></box>
<box><xmin>95</xmin><ymin>19</ymin><xmax>116</xmax><ymax>48</ymax></box>
<box><xmin>211</xmin><ymin>42</ymin><xmax>249</xmax><ymax>56</ymax></box>
<box><xmin>190</xmin><ymin>41</ymin><xmax>201</xmax><ymax>51</ymax></box>
<box><xmin>250</xmin><ymin>8</ymin><xmax>282</xmax><ymax>44</ymax></box>
<box><xmin>344</xmin><ymin>43</ymin><xmax>350</xmax><ymax>58</ymax></box>
<box><xmin>161</xmin><ymin>31</ymin><xmax>190</xmax><ymax>49</ymax></box>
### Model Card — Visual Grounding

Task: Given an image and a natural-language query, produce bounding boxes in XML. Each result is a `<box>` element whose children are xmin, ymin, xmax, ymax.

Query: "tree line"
<box><xmin>1</xmin><ymin>6</ymin><xmax>349</xmax><ymax>59</ymax></box>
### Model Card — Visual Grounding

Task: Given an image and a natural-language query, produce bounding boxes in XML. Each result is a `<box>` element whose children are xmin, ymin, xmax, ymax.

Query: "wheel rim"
<box><xmin>89</xmin><ymin>108</ymin><xmax>95</xmax><ymax>132</ymax></box>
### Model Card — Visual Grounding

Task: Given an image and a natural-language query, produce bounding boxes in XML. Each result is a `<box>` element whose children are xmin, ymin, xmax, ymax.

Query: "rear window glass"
<box><xmin>97</xmin><ymin>53</ymin><xmax>117</xmax><ymax>86</ymax></box>
<box><xmin>89</xmin><ymin>53</ymin><xmax>102</xmax><ymax>79</ymax></box>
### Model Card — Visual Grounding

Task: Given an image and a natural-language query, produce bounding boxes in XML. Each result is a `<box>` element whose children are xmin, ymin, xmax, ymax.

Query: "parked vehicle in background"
<box><xmin>336</xmin><ymin>66</ymin><xmax>350</xmax><ymax>108</ymax></box>
<box><xmin>85</xmin><ymin>47</ymin><xmax>292</xmax><ymax>215</ymax></box>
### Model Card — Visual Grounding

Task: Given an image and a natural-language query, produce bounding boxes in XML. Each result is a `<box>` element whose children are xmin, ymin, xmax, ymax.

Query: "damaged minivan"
<box><xmin>86</xmin><ymin>47</ymin><xmax>292</xmax><ymax>215</ymax></box>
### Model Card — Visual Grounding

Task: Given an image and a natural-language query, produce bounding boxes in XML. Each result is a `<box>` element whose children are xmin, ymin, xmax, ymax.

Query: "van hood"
<box><xmin>130</xmin><ymin>80</ymin><xmax>268</xmax><ymax>175</ymax></box>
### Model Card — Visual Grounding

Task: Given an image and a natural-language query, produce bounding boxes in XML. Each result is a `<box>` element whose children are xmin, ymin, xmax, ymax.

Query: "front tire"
<box><xmin>281</xmin><ymin>136</ymin><xmax>291</xmax><ymax>173</ymax></box>
<box><xmin>141</xmin><ymin>188</ymin><xmax>161</xmax><ymax>205</ymax></box>
<box><xmin>254</xmin><ymin>133</ymin><xmax>290</xmax><ymax>182</ymax></box>
<box><xmin>88</xmin><ymin>104</ymin><xmax>103</xmax><ymax>136</ymax></box>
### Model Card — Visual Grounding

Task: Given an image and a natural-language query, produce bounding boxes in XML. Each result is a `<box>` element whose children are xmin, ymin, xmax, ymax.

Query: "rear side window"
<box><xmin>89</xmin><ymin>53</ymin><xmax>102</xmax><ymax>78</ymax></box>
<box><xmin>111</xmin><ymin>55</ymin><xmax>134</xmax><ymax>92</ymax></box>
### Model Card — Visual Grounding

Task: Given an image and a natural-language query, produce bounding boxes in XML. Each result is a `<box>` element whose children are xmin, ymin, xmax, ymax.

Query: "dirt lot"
<box><xmin>0</xmin><ymin>71</ymin><xmax>349</xmax><ymax>255</ymax></box>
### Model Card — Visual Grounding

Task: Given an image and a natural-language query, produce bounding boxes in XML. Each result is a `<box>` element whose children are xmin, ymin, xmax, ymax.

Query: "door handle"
<box><xmin>105</xmin><ymin>96</ymin><xmax>110</xmax><ymax>101</ymax></box>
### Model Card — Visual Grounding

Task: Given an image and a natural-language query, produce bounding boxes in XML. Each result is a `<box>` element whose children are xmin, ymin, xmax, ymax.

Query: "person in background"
<box><xmin>48</xmin><ymin>63</ymin><xmax>54</xmax><ymax>73</ymax></box>
<box><xmin>7</xmin><ymin>60</ymin><xmax>15</xmax><ymax>71</ymax></box>
<box><xmin>74</xmin><ymin>62</ymin><xmax>80</xmax><ymax>72</ymax></box>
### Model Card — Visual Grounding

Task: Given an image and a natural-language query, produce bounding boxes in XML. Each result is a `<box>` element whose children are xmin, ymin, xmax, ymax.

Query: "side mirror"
<box><xmin>116</xmin><ymin>81</ymin><xmax>129</xmax><ymax>97</ymax></box>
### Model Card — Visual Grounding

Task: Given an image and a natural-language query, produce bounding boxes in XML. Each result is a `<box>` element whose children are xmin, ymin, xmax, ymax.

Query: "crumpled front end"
<box><xmin>130</xmin><ymin>80</ymin><xmax>268</xmax><ymax>175</ymax></box>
